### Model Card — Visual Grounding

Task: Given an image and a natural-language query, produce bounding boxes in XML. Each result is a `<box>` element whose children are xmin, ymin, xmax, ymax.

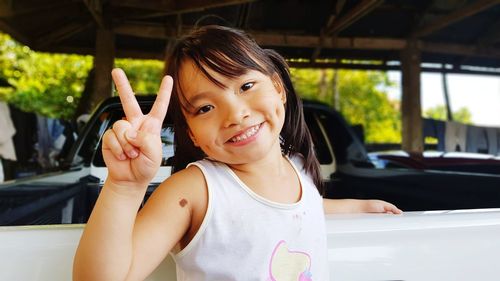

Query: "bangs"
<box><xmin>170</xmin><ymin>25</ymin><xmax>275</xmax><ymax>112</ymax></box>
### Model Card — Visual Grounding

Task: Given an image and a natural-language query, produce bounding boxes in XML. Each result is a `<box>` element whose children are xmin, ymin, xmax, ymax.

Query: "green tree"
<box><xmin>424</xmin><ymin>105</ymin><xmax>473</xmax><ymax>124</ymax></box>
<box><xmin>0</xmin><ymin>32</ymin><xmax>165</xmax><ymax>119</ymax></box>
<box><xmin>0</xmin><ymin>31</ymin><xmax>401</xmax><ymax>143</ymax></box>
<box><xmin>0</xmin><ymin>32</ymin><xmax>92</xmax><ymax>119</ymax></box>
<box><xmin>290</xmin><ymin>68</ymin><xmax>401</xmax><ymax>143</ymax></box>
<box><xmin>115</xmin><ymin>59</ymin><xmax>163</xmax><ymax>94</ymax></box>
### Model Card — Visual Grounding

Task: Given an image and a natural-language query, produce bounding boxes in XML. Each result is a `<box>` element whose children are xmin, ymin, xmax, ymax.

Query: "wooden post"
<box><xmin>91</xmin><ymin>28</ymin><xmax>115</xmax><ymax>111</ymax></box>
<box><xmin>400</xmin><ymin>40</ymin><xmax>423</xmax><ymax>153</ymax></box>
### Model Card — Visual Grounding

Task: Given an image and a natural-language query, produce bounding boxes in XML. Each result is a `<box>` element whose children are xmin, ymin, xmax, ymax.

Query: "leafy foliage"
<box><xmin>115</xmin><ymin>59</ymin><xmax>163</xmax><ymax>94</ymax></box>
<box><xmin>423</xmin><ymin>105</ymin><xmax>472</xmax><ymax>124</ymax></box>
<box><xmin>291</xmin><ymin>68</ymin><xmax>401</xmax><ymax>143</ymax></box>
<box><xmin>0</xmin><ymin>33</ymin><xmax>164</xmax><ymax>119</ymax></box>
<box><xmin>0</xmin><ymin>33</ymin><xmax>93</xmax><ymax>119</ymax></box>
<box><xmin>1</xmin><ymin>31</ymin><xmax>401</xmax><ymax>143</ymax></box>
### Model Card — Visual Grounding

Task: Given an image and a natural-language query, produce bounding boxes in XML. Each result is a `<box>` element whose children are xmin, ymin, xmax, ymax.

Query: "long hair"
<box><xmin>165</xmin><ymin>25</ymin><xmax>323</xmax><ymax>193</ymax></box>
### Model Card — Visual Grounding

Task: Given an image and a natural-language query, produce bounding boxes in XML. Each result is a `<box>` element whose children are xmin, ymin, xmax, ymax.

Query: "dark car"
<box><xmin>369</xmin><ymin>150</ymin><xmax>500</xmax><ymax>174</ymax></box>
<box><xmin>1</xmin><ymin>96</ymin><xmax>500</xmax><ymax>226</ymax></box>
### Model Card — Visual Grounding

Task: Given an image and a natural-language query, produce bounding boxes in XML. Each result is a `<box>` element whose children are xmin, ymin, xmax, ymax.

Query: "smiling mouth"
<box><xmin>228</xmin><ymin>123</ymin><xmax>262</xmax><ymax>143</ymax></box>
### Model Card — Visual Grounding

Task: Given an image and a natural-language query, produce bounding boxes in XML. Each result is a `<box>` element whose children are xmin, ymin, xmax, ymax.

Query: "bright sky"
<box><xmin>387</xmin><ymin>71</ymin><xmax>500</xmax><ymax>127</ymax></box>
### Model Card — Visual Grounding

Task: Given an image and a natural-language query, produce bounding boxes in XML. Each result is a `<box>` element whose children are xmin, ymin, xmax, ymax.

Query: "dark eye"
<box><xmin>240</xmin><ymin>82</ymin><xmax>254</xmax><ymax>93</ymax></box>
<box><xmin>196</xmin><ymin>105</ymin><xmax>214</xmax><ymax>115</ymax></box>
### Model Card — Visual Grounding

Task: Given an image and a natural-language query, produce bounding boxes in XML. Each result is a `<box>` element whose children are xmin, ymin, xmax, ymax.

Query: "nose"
<box><xmin>222</xmin><ymin>98</ymin><xmax>250</xmax><ymax>128</ymax></box>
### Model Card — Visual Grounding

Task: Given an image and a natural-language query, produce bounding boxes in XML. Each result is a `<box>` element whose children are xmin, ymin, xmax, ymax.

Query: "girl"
<box><xmin>74</xmin><ymin>25</ymin><xmax>401</xmax><ymax>281</ymax></box>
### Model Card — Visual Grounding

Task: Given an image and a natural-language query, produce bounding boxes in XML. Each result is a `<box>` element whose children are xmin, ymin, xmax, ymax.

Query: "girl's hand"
<box><xmin>102</xmin><ymin>68</ymin><xmax>173</xmax><ymax>188</ymax></box>
<box><xmin>323</xmin><ymin>199</ymin><xmax>403</xmax><ymax>214</ymax></box>
<box><xmin>361</xmin><ymin>199</ymin><xmax>402</xmax><ymax>214</ymax></box>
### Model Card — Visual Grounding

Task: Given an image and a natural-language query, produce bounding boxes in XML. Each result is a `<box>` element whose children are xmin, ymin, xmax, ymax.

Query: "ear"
<box><xmin>271</xmin><ymin>73</ymin><xmax>286</xmax><ymax>104</ymax></box>
<box><xmin>188</xmin><ymin>128</ymin><xmax>199</xmax><ymax>147</ymax></box>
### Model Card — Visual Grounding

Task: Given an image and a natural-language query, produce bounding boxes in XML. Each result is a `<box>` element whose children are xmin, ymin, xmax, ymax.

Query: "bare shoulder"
<box><xmin>129</xmin><ymin>165</ymin><xmax>209</xmax><ymax>275</ymax></box>
<box><xmin>146</xmin><ymin>165</ymin><xmax>207</xmax><ymax>211</ymax></box>
<box><xmin>164</xmin><ymin>165</ymin><xmax>206</xmax><ymax>189</ymax></box>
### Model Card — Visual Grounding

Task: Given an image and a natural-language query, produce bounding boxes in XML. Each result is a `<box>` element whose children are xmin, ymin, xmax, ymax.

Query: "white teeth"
<box><xmin>230</xmin><ymin>124</ymin><xmax>260</xmax><ymax>142</ymax></box>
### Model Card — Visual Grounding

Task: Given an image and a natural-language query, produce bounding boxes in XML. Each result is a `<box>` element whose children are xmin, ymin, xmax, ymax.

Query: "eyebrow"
<box><xmin>185</xmin><ymin>71</ymin><xmax>257</xmax><ymax>106</ymax></box>
<box><xmin>187</xmin><ymin>91</ymin><xmax>212</xmax><ymax>105</ymax></box>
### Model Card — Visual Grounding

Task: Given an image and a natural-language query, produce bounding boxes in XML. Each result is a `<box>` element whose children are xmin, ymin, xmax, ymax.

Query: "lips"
<box><xmin>228</xmin><ymin>123</ymin><xmax>262</xmax><ymax>143</ymax></box>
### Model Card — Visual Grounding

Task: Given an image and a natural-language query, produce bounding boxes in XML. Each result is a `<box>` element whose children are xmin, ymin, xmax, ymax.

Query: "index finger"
<box><xmin>149</xmin><ymin>75</ymin><xmax>173</xmax><ymax>121</ymax></box>
<box><xmin>112</xmin><ymin>68</ymin><xmax>143</xmax><ymax>122</ymax></box>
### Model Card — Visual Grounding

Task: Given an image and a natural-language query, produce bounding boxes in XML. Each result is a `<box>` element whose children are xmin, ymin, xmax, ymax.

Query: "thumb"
<box><xmin>125</xmin><ymin>129</ymin><xmax>162</xmax><ymax>158</ymax></box>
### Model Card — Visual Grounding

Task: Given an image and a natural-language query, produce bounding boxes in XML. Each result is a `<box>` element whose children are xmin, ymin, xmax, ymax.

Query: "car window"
<box><xmin>91</xmin><ymin>108</ymin><xmax>335</xmax><ymax>168</ymax></box>
<box><xmin>304</xmin><ymin>111</ymin><xmax>334</xmax><ymax>165</ymax></box>
<box><xmin>92</xmin><ymin>109</ymin><xmax>174</xmax><ymax>167</ymax></box>
<box><xmin>71</xmin><ymin>112</ymin><xmax>108</xmax><ymax>166</ymax></box>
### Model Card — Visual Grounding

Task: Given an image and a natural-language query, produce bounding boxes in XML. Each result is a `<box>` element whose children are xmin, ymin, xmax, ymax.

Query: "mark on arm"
<box><xmin>179</xmin><ymin>198</ymin><xmax>188</xmax><ymax>208</ymax></box>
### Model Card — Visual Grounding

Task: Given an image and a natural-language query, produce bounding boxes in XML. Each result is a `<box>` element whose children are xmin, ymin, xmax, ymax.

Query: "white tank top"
<box><xmin>171</xmin><ymin>155</ymin><xmax>329</xmax><ymax>281</ymax></box>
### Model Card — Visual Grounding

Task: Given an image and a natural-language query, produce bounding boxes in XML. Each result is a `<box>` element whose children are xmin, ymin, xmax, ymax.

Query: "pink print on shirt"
<box><xmin>268</xmin><ymin>240</ymin><xmax>313</xmax><ymax>281</ymax></box>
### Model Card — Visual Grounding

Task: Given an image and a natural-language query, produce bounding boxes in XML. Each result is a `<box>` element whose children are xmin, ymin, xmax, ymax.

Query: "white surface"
<box><xmin>326</xmin><ymin>209</ymin><xmax>500</xmax><ymax>281</ymax></box>
<box><xmin>91</xmin><ymin>166</ymin><xmax>172</xmax><ymax>184</ymax></box>
<box><xmin>1</xmin><ymin>209</ymin><xmax>500</xmax><ymax>281</ymax></box>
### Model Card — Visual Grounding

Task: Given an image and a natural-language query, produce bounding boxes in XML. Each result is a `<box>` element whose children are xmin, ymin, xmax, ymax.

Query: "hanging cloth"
<box><xmin>0</xmin><ymin>102</ymin><xmax>17</xmax><ymax>161</ymax></box>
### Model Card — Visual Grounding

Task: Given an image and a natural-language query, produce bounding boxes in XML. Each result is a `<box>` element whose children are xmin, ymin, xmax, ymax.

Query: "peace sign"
<box><xmin>102</xmin><ymin>68</ymin><xmax>173</xmax><ymax>187</ymax></box>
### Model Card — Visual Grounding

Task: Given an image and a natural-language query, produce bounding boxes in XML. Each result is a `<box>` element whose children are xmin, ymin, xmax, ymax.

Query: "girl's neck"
<box><xmin>227</xmin><ymin>146</ymin><xmax>288</xmax><ymax>178</ymax></box>
<box><xmin>226</xmin><ymin>146</ymin><xmax>302</xmax><ymax>204</ymax></box>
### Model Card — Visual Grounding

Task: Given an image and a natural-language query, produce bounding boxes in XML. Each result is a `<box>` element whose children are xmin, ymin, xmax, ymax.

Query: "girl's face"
<box><xmin>178</xmin><ymin>59</ymin><xmax>286</xmax><ymax>165</ymax></box>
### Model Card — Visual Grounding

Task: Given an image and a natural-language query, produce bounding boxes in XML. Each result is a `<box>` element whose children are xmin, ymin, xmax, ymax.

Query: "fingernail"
<box><xmin>127</xmin><ymin>130</ymin><xmax>137</xmax><ymax>139</ymax></box>
<box><xmin>129</xmin><ymin>149</ymin><xmax>138</xmax><ymax>158</ymax></box>
<box><xmin>119</xmin><ymin>153</ymin><xmax>127</xmax><ymax>161</ymax></box>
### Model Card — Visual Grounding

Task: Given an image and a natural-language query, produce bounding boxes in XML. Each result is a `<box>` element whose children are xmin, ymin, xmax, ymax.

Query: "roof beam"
<box><xmin>421</xmin><ymin>41</ymin><xmax>500</xmax><ymax>59</ymax></box>
<box><xmin>0</xmin><ymin>19</ymin><xmax>30</xmax><ymax>45</ymax></box>
<box><xmin>458</xmin><ymin>15</ymin><xmax>500</xmax><ymax>66</ymax></box>
<box><xmin>114</xmin><ymin>22</ymin><xmax>406</xmax><ymax>49</ymax></box>
<box><xmin>36</xmin><ymin>44</ymin><xmax>500</xmax><ymax>75</ymax></box>
<box><xmin>109</xmin><ymin>0</ymin><xmax>175</xmax><ymax>11</ymax></box>
<box><xmin>113</xmin><ymin>22</ymin><xmax>500</xmax><ymax>59</ymax></box>
<box><xmin>41</xmin><ymin>45</ymin><xmax>165</xmax><ymax>60</ymax></box>
<box><xmin>112</xmin><ymin>22</ymin><xmax>500</xmax><ymax>59</ymax></box>
<box><xmin>476</xmin><ymin>17</ymin><xmax>500</xmax><ymax>46</ymax></box>
<box><xmin>413</xmin><ymin>0</ymin><xmax>500</xmax><ymax>38</ymax></box>
<box><xmin>324</xmin><ymin>0</ymin><xmax>383</xmax><ymax>35</ymax></box>
<box><xmin>114</xmin><ymin>22</ymin><xmax>173</xmax><ymax>39</ymax></box>
<box><xmin>251</xmin><ymin>32</ymin><xmax>407</xmax><ymax>50</ymax></box>
<box><xmin>176</xmin><ymin>0</ymin><xmax>257</xmax><ymax>13</ymax></box>
<box><xmin>0</xmin><ymin>1</ymin><xmax>13</xmax><ymax>17</ymax></box>
<box><xmin>110</xmin><ymin>0</ymin><xmax>256</xmax><ymax>14</ymax></box>
<box><xmin>235</xmin><ymin>2</ymin><xmax>252</xmax><ymax>28</ymax></box>
<box><xmin>311</xmin><ymin>0</ymin><xmax>346</xmax><ymax>61</ymax></box>
<box><xmin>35</xmin><ymin>21</ymin><xmax>94</xmax><ymax>48</ymax></box>
<box><xmin>83</xmin><ymin>0</ymin><xmax>105</xmax><ymax>28</ymax></box>
<box><xmin>0</xmin><ymin>1</ymin><xmax>70</xmax><ymax>18</ymax></box>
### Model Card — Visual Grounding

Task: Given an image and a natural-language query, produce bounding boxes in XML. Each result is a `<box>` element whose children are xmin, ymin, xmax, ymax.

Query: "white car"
<box><xmin>1</xmin><ymin>209</ymin><xmax>500</xmax><ymax>280</ymax></box>
<box><xmin>1</xmin><ymin>97</ymin><xmax>500</xmax><ymax>280</ymax></box>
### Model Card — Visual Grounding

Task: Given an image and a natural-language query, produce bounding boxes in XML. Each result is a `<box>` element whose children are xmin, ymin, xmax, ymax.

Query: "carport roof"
<box><xmin>0</xmin><ymin>0</ymin><xmax>499</xmax><ymax>75</ymax></box>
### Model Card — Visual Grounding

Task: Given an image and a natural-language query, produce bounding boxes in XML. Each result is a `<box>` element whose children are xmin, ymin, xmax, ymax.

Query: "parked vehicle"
<box><xmin>1</xmin><ymin>96</ymin><xmax>500</xmax><ymax>226</ymax></box>
<box><xmin>370</xmin><ymin>150</ymin><xmax>500</xmax><ymax>174</ymax></box>
<box><xmin>1</xmin><ymin>96</ymin><xmax>500</xmax><ymax>280</ymax></box>
<box><xmin>2</xmin><ymin>209</ymin><xmax>500</xmax><ymax>281</ymax></box>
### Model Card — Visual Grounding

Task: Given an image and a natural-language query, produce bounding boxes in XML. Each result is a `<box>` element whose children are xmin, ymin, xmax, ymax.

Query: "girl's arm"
<box><xmin>73</xmin><ymin>166</ymin><xmax>203</xmax><ymax>281</ymax></box>
<box><xmin>323</xmin><ymin>198</ymin><xmax>402</xmax><ymax>214</ymax></box>
<box><xmin>73</xmin><ymin>69</ymin><xmax>200</xmax><ymax>281</ymax></box>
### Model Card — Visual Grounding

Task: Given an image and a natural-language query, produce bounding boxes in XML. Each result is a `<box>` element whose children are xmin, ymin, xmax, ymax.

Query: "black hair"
<box><xmin>165</xmin><ymin>25</ymin><xmax>323</xmax><ymax>193</ymax></box>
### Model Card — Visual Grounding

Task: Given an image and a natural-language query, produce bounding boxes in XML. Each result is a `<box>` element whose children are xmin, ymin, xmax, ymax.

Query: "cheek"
<box><xmin>186</xmin><ymin>120</ymin><xmax>203</xmax><ymax>143</ymax></box>
<box><xmin>255</xmin><ymin>94</ymin><xmax>285</xmax><ymax>119</ymax></box>
<box><xmin>187</xmin><ymin>120</ymin><xmax>219</xmax><ymax>145</ymax></box>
